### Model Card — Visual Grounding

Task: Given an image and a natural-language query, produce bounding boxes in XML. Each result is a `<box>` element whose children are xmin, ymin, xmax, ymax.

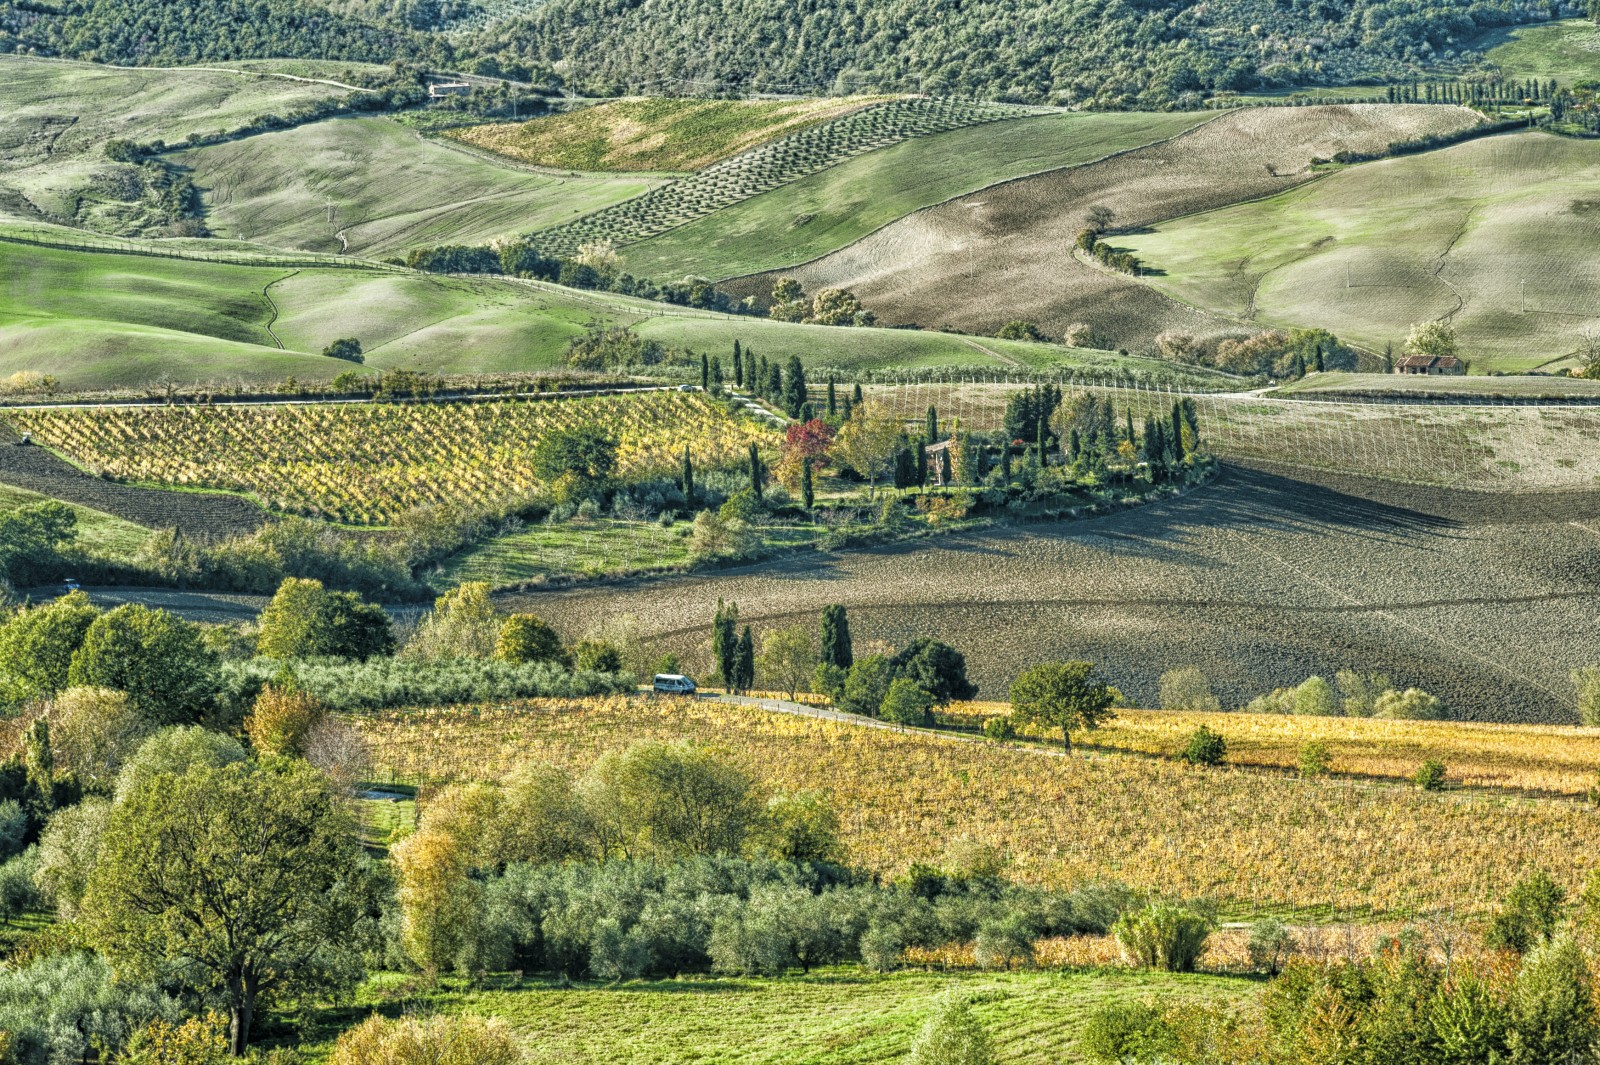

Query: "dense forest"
<box><xmin>0</xmin><ymin>0</ymin><xmax>1578</xmax><ymax>105</ymax></box>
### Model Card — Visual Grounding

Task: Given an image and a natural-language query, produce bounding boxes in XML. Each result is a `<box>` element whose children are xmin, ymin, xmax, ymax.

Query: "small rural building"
<box><xmin>1395</xmin><ymin>354</ymin><xmax>1464</xmax><ymax>375</ymax></box>
<box><xmin>428</xmin><ymin>82</ymin><xmax>473</xmax><ymax>98</ymax></box>
<box><xmin>925</xmin><ymin>439</ymin><xmax>956</xmax><ymax>485</ymax></box>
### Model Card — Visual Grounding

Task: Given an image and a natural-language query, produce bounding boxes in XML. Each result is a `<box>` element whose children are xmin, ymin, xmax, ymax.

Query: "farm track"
<box><xmin>0</xmin><ymin>438</ymin><xmax>266</xmax><ymax>537</ymax></box>
<box><xmin>260</xmin><ymin>270</ymin><xmax>296</xmax><ymax>349</ymax></box>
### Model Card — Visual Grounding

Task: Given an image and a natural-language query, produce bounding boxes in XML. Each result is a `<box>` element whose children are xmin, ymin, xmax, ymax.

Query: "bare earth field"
<box><xmin>739</xmin><ymin>105</ymin><xmax>1483</xmax><ymax>351</ymax></box>
<box><xmin>515</xmin><ymin>466</ymin><xmax>1600</xmax><ymax>724</ymax></box>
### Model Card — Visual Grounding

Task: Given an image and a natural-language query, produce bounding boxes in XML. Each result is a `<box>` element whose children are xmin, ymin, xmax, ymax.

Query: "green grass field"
<box><xmin>1476</xmin><ymin>18</ymin><xmax>1600</xmax><ymax>85</ymax></box>
<box><xmin>1121</xmin><ymin>130</ymin><xmax>1600</xmax><ymax>372</ymax></box>
<box><xmin>448</xmin><ymin>96</ymin><xmax>888</xmax><ymax>173</ymax></box>
<box><xmin>0</xmin><ymin>239</ymin><xmax>1243</xmax><ymax>389</ymax></box>
<box><xmin>619</xmin><ymin>111</ymin><xmax>1210</xmax><ymax>281</ymax></box>
<box><xmin>291</xmin><ymin>968</ymin><xmax>1252</xmax><ymax>1063</ymax></box>
<box><xmin>0</xmin><ymin>482</ymin><xmax>150</xmax><ymax>557</ymax></box>
<box><xmin>172</xmin><ymin>116</ymin><xmax>666</xmax><ymax>257</ymax></box>
<box><xmin>1273</xmin><ymin>371</ymin><xmax>1600</xmax><ymax>397</ymax></box>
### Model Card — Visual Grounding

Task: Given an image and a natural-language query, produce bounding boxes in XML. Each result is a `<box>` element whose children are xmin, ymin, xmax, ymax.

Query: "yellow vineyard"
<box><xmin>8</xmin><ymin>391</ymin><xmax>774</xmax><ymax>524</ymax></box>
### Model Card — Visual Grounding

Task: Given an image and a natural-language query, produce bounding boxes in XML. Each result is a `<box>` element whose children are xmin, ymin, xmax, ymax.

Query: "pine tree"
<box><xmin>735</xmin><ymin>626</ymin><xmax>756</xmax><ymax>694</ymax></box>
<box><xmin>827</xmin><ymin>377</ymin><xmax>837</xmax><ymax>416</ymax></box>
<box><xmin>681</xmin><ymin>447</ymin><xmax>695</xmax><ymax>502</ymax></box>
<box><xmin>700</xmin><ymin>353</ymin><xmax>709</xmax><ymax>390</ymax></box>
<box><xmin>749</xmin><ymin>442</ymin><xmax>763</xmax><ymax>498</ymax></box>
<box><xmin>926</xmin><ymin>405</ymin><xmax>939</xmax><ymax>443</ymax></box>
<box><xmin>733</xmin><ymin>340</ymin><xmax>744</xmax><ymax>387</ymax></box>
<box><xmin>820</xmin><ymin>604</ymin><xmax>853</xmax><ymax>670</ymax></box>
<box><xmin>801</xmin><ymin>457</ymin><xmax>814</xmax><ymax>509</ymax></box>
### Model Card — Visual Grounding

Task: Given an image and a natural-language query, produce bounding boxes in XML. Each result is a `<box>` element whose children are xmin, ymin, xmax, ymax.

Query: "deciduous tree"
<box><xmin>1009</xmin><ymin>660</ymin><xmax>1115</xmax><ymax>752</ymax></box>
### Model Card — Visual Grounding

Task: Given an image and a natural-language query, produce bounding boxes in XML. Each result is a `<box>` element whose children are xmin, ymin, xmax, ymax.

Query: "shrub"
<box><xmin>1373</xmin><ymin>688</ymin><xmax>1445</xmax><ymax>720</ymax></box>
<box><xmin>329</xmin><ymin>1014</ymin><xmax>523</xmax><ymax>1065</ymax></box>
<box><xmin>219</xmin><ymin>657</ymin><xmax>630</xmax><ymax>713</ymax></box>
<box><xmin>1297</xmin><ymin>741</ymin><xmax>1332</xmax><ymax>778</ymax></box>
<box><xmin>495</xmin><ymin>614</ymin><xmax>569</xmax><ymax>667</ymax></box>
<box><xmin>982</xmin><ymin>716</ymin><xmax>1016</xmax><ymax>742</ymax></box>
<box><xmin>1080</xmin><ymin>1002</ymin><xmax>1178</xmax><ymax>1065</ymax></box>
<box><xmin>908</xmin><ymin>993</ymin><xmax>994</xmax><ymax>1065</ymax></box>
<box><xmin>1246</xmin><ymin>918</ymin><xmax>1295</xmax><ymax>975</ymax></box>
<box><xmin>121</xmin><ymin>1011</ymin><xmax>229</xmax><ymax>1065</ymax></box>
<box><xmin>0</xmin><ymin>848</ymin><xmax>41</xmax><ymax>925</ymax></box>
<box><xmin>573</xmin><ymin>639</ymin><xmax>623</xmax><ymax>673</ymax></box>
<box><xmin>1290</xmin><ymin>676</ymin><xmax>1336</xmax><ymax>716</ymax></box>
<box><xmin>1487</xmin><ymin>869</ymin><xmax>1565</xmax><ymax>954</ymax></box>
<box><xmin>880</xmin><ymin>677</ymin><xmax>935</xmax><ymax>725</ymax></box>
<box><xmin>244</xmin><ymin>686</ymin><xmax>325</xmax><ymax>758</ymax></box>
<box><xmin>1112</xmin><ymin>903</ymin><xmax>1212</xmax><ymax>972</ymax></box>
<box><xmin>1414</xmin><ymin>759</ymin><xmax>1447</xmax><ymax>791</ymax></box>
<box><xmin>1177</xmin><ymin>726</ymin><xmax>1226</xmax><ymax>766</ymax></box>
<box><xmin>0</xmin><ymin>592</ymin><xmax>99</xmax><ymax>697</ymax></box>
<box><xmin>405</xmin><ymin>582</ymin><xmax>501</xmax><ymax>661</ymax></box>
<box><xmin>1159</xmin><ymin>667</ymin><xmax>1220</xmax><ymax>713</ymax></box>
<box><xmin>255</xmin><ymin>577</ymin><xmax>392</xmax><ymax>661</ymax></box>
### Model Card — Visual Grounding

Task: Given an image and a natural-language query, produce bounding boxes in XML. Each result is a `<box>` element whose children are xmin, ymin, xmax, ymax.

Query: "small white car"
<box><xmin>652</xmin><ymin>673</ymin><xmax>697</xmax><ymax>694</ymax></box>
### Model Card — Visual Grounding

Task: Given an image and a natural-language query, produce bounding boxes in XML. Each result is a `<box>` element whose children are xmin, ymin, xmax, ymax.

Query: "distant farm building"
<box><xmin>1394</xmin><ymin>355</ymin><xmax>1464</xmax><ymax>376</ymax></box>
<box><xmin>926</xmin><ymin>438</ymin><xmax>956</xmax><ymax>485</ymax></box>
<box><xmin>428</xmin><ymin>82</ymin><xmax>473</xmax><ymax>98</ymax></box>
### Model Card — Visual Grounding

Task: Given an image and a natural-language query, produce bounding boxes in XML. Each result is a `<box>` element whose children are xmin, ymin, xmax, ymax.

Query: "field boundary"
<box><xmin>0</xmin><ymin>230</ymin><xmax>400</xmax><ymax>272</ymax></box>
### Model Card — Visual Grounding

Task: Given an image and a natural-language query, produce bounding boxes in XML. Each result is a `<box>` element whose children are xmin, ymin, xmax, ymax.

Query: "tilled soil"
<box><xmin>0</xmin><ymin>439</ymin><xmax>267</xmax><ymax>538</ymax></box>
<box><xmin>509</xmin><ymin>464</ymin><xmax>1600</xmax><ymax>724</ymax></box>
<box><xmin>731</xmin><ymin>105</ymin><xmax>1484</xmax><ymax>352</ymax></box>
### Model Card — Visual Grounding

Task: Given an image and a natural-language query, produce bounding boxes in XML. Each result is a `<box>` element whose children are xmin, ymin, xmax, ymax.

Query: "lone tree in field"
<box><xmin>321</xmin><ymin>338</ymin><xmax>362</xmax><ymax>363</ymax></box>
<box><xmin>1404</xmin><ymin>320</ymin><xmax>1459</xmax><ymax>361</ymax></box>
<box><xmin>531</xmin><ymin>425</ymin><xmax>617</xmax><ymax>501</ymax></box>
<box><xmin>82</xmin><ymin>759</ymin><xmax>374</xmax><ymax>1056</ymax></box>
<box><xmin>820</xmin><ymin>604</ymin><xmax>853</xmax><ymax>671</ymax></box>
<box><xmin>758</xmin><ymin>624</ymin><xmax>818</xmax><ymax>701</ymax></box>
<box><xmin>1009</xmin><ymin>660</ymin><xmax>1115</xmax><ymax>752</ymax></box>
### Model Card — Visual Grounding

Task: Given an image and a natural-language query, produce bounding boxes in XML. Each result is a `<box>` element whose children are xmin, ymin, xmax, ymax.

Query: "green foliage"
<box><xmin>1112</xmin><ymin>904</ymin><xmax>1213</xmax><ymax>973</ymax></box>
<box><xmin>573</xmin><ymin>639</ymin><xmax>624</xmax><ymax>673</ymax></box>
<box><xmin>889</xmin><ymin>639</ymin><xmax>976</xmax><ymax>705</ymax></box>
<box><xmin>114</xmin><ymin>727</ymin><xmax>248</xmax><ymax>802</ymax></box>
<box><xmin>1246</xmin><ymin>918</ymin><xmax>1295</xmax><ymax>976</ymax></box>
<box><xmin>820</xmin><ymin>604</ymin><xmax>853</xmax><ymax>671</ymax></box>
<box><xmin>321</xmin><ymin>337</ymin><xmax>364</xmax><ymax>363</ymax></box>
<box><xmin>1374</xmin><ymin>687</ymin><xmax>1446</xmax><ymax>720</ymax></box>
<box><xmin>982</xmin><ymin>716</ymin><xmax>1016</xmax><ymax>742</ymax></box>
<box><xmin>1297</xmin><ymin>741</ymin><xmax>1332</xmax><ymax>778</ymax></box>
<box><xmin>46</xmin><ymin>686</ymin><xmax>151</xmax><ymax>790</ymax></box>
<box><xmin>757</xmin><ymin>624</ymin><xmax>817</xmax><ymax>701</ymax></box>
<box><xmin>83</xmin><ymin>759</ymin><xmax>377</xmax><ymax>1053</ymax></box>
<box><xmin>1008</xmin><ymin>660</ymin><xmax>1115</xmax><ymax>752</ymax></box>
<box><xmin>66</xmin><ymin>604</ymin><xmax>218</xmax><ymax>726</ymax></box>
<box><xmin>908</xmin><ymin>993</ymin><xmax>994</xmax><ymax>1065</ymax></box>
<box><xmin>1487</xmin><ymin>869</ymin><xmax>1566</xmax><ymax>955</ymax></box>
<box><xmin>0</xmin><ymin>500</ymin><xmax>78</xmax><ymax>586</ymax></box>
<box><xmin>1414</xmin><ymin>759</ymin><xmax>1447</xmax><ymax>791</ymax></box>
<box><xmin>0</xmin><ymin>591</ymin><xmax>99</xmax><ymax>698</ymax></box>
<box><xmin>35</xmin><ymin>796</ymin><xmax>114</xmax><ymax>920</ymax></box>
<box><xmin>841</xmin><ymin>656</ymin><xmax>892</xmax><ymax>717</ymax></box>
<box><xmin>1080</xmin><ymin>1001</ymin><xmax>1180</xmax><ymax>1065</ymax></box>
<box><xmin>1574</xmin><ymin>665</ymin><xmax>1600</xmax><ymax>726</ymax></box>
<box><xmin>495</xmin><ymin>613</ymin><xmax>570</xmax><ymax>667</ymax></box>
<box><xmin>584</xmin><ymin>742</ymin><xmax>758</xmax><ymax>860</ymax></box>
<box><xmin>1177</xmin><ymin>726</ymin><xmax>1227</xmax><ymax>767</ymax></box>
<box><xmin>255</xmin><ymin>577</ymin><xmax>393</xmax><ymax>661</ymax></box>
<box><xmin>329</xmin><ymin>1013</ymin><xmax>522</xmax><ymax>1065</ymax></box>
<box><xmin>530</xmin><ymin>426</ymin><xmax>619</xmax><ymax>500</ymax></box>
<box><xmin>0</xmin><ymin>951</ymin><xmax>184</xmax><ymax>1065</ymax></box>
<box><xmin>405</xmin><ymin>582</ymin><xmax>501</xmax><ymax>661</ymax></box>
<box><xmin>880</xmin><ymin>677</ymin><xmax>935</xmax><ymax>726</ymax></box>
<box><xmin>220</xmin><ymin>656</ymin><xmax>630</xmax><ymax>712</ymax></box>
<box><xmin>751</xmin><ymin>791</ymin><xmax>846</xmax><ymax>865</ymax></box>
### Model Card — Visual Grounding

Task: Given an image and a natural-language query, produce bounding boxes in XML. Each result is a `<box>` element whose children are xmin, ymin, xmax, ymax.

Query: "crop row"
<box><xmin>6</xmin><ymin>392</ymin><xmax>774</xmax><ymax>525</ymax></box>
<box><xmin>532</xmin><ymin>97</ymin><xmax>1042</xmax><ymax>256</ymax></box>
<box><xmin>352</xmin><ymin>695</ymin><xmax>1600</xmax><ymax>917</ymax></box>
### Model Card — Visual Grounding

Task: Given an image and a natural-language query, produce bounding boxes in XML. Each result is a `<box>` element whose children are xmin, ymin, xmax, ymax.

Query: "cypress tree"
<box><xmin>767</xmin><ymin>364</ymin><xmax>782</xmax><ymax>399</ymax></box>
<box><xmin>926</xmin><ymin>405</ymin><xmax>939</xmax><ymax>443</ymax></box>
<box><xmin>700</xmin><ymin>353</ymin><xmax>710</xmax><ymax>390</ymax></box>
<box><xmin>1126</xmin><ymin>409</ymin><xmax>1135</xmax><ymax>443</ymax></box>
<box><xmin>735</xmin><ymin>626</ymin><xmax>755</xmax><ymax>694</ymax></box>
<box><xmin>1069</xmin><ymin>427</ymin><xmax>1081</xmax><ymax>461</ymax></box>
<box><xmin>783</xmin><ymin>356</ymin><xmax>808</xmax><ymax>418</ymax></box>
<box><xmin>1170</xmin><ymin>402</ymin><xmax>1186</xmax><ymax>462</ymax></box>
<box><xmin>852</xmin><ymin>383</ymin><xmax>864</xmax><ymax>406</ymax></box>
<box><xmin>749</xmin><ymin>442</ymin><xmax>763</xmax><ymax>498</ymax></box>
<box><xmin>842</xmin><ymin>396</ymin><xmax>854</xmax><ymax>419</ymax></box>
<box><xmin>733</xmin><ymin>340</ymin><xmax>744</xmax><ymax>387</ymax></box>
<box><xmin>756</xmin><ymin>353</ymin><xmax>768</xmax><ymax>396</ymax></box>
<box><xmin>681</xmin><ymin>447</ymin><xmax>695</xmax><ymax>502</ymax></box>
<box><xmin>1000</xmin><ymin>440</ymin><xmax>1012</xmax><ymax>483</ymax></box>
<box><xmin>939</xmin><ymin>447</ymin><xmax>953</xmax><ymax>485</ymax></box>
<box><xmin>801</xmin><ymin>457</ymin><xmax>814</xmax><ymax>509</ymax></box>
<box><xmin>711</xmin><ymin>356</ymin><xmax>724</xmax><ymax>390</ymax></box>
<box><xmin>827</xmin><ymin>377</ymin><xmax>837</xmax><ymax>416</ymax></box>
<box><xmin>1036</xmin><ymin>419</ymin><xmax>1047</xmax><ymax>465</ymax></box>
<box><xmin>712</xmin><ymin>600</ymin><xmax>739</xmax><ymax>687</ymax></box>
<box><xmin>916</xmin><ymin>439</ymin><xmax>928</xmax><ymax>486</ymax></box>
<box><xmin>800</xmin><ymin>401</ymin><xmax>815</xmax><ymax>423</ymax></box>
<box><xmin>820</xmin><ymin>604</ymin><xmax>853</xmax><ymax>670</ymax></box>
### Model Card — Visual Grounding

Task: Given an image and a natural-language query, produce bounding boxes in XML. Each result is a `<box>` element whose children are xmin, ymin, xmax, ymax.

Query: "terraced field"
<box><xmin>749</xmin><ymin>105</ymin><xmax>1483</xmax><ymax>352</ymax></box>
<box><xmin>1122</xmin><ymin>131</ymin><xmax>1600</xmax><ymax>373</ymax></box>
<box><xmin>0</xmin><ymin>55</ymin><xmax>351</xmax><ymax>231</ymax></box>
<box><xmin>518</xmin><ymin>465</ymin><xmax>1600</xmax><ymax>723</ymax></box>
<box><xmin>172</xmin><ymin>116</ymin><xmax>666</xmax><ymax>257</ymax></box>
<box><xmin>529</xmin><ymin>97</ymin><xmax>1044</xmax><ymax>258</ymax></box>
<box><xmin>617</xmin><ymin>111</ymin><xmax>1210</xmax><ymax>280</ymax></box>
<box><xmin>448</xmin><ymin>96</ymin><xmax>888</xmax><ymax>173</ymax></box>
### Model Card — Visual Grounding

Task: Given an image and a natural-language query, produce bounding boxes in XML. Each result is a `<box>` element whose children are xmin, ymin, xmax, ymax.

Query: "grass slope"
<box><xmin>0</xmin><ymin>55</ymin><xmax>349</xmax><ymax>230</ymax></box>
<box><xmin>1476</xmin><ymin>18</ymin><xmax>1600</xmax><ymax>85</ymax></box>
<box><xmin>619</xmin><ymin>111</ymin><xmax>1210</xmax><ymax>281</ymax></box>
<box><xmin>447</xmin><ymin>96</ymin><xmax>886</xmax><ymax>173</ymax></box>
<box><xmin>293</xmin><ymin>969</ymin><xmax>1250</xmax><ymax>1062</ymax></box>
<box><xmin>172</xmin><ymin>116</ymin><xmax>666</xmax><ymax>257</ymax></box>
<box><xmin>0</xmin><ymin>240</ymin><xmax>1240</xmax><ymax>389</ymax></box>
<box><xmin>1122</xmin><ymin>130</ymin><xmax>1600</xmax><ymax>372</ymax></box>
<box><xmin>0</xmin><ymin>482</ymin><xmax>150</xmax><ymax>557</ymax></box>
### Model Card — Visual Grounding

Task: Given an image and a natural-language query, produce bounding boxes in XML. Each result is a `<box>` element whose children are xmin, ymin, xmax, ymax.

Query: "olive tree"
<box><xmin>1008</xmin><ymin>661</ymin><xmax>1116</xmax><ymax>752</ymax></box>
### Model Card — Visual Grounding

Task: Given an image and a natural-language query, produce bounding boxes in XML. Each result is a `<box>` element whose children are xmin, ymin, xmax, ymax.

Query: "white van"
<box><xmin>652</xmin><ymin>674</ymin><xmax>697</xmax><ymax>695</ymax></box>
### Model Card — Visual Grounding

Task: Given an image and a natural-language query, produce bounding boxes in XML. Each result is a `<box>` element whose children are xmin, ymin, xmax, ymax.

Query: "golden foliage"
<box><xmin>351</xmin><ymin>696</ymin><xmax>1600</xmax><ymax>917</ymax></box>
<box><xmin>330</xmin><ymin>1014</ymin><xmax>522</xmax><ymax>1065</ymax></box>
<box><xmin>244</xmin><ymin>686</ymin><xmax>325</xmax><ymax>758</ymax></box>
